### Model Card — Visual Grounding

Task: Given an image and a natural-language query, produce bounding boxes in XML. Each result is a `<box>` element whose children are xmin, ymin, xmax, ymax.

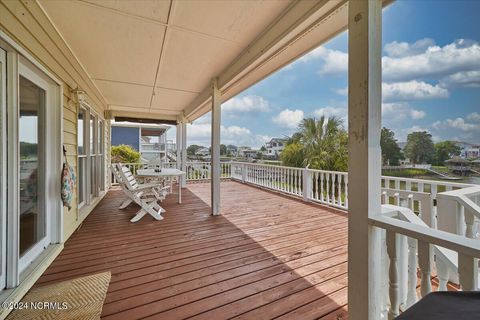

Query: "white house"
<box><xmin>265</xmin><ymin>138</ymin><xmax>287</xmax><ymax>159</ymax></box>
<box><xmin>195</xmin><ymin>147</ymin><xmax>210</xmax><ymax>157</ymax></box>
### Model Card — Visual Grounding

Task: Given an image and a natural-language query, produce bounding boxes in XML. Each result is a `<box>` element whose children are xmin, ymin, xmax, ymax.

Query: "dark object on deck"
<box><xmin>396</xmin><ymin>291</ymin><xmax>480</xmax><ymax>320</ymax></box>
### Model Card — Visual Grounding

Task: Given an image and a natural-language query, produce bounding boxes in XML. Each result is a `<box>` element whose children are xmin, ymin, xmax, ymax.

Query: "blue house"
<box><xmin>111</xmin><ymin>122</ymin><xmax>174</xmax><ymax>164</ymax></box>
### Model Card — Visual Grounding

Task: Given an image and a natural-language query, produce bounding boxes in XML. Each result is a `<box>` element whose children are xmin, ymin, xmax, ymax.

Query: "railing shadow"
<box><xmin>34</xmin><ymin>181</ymin><xmax>348</xmax><ymax>319</ymax></box>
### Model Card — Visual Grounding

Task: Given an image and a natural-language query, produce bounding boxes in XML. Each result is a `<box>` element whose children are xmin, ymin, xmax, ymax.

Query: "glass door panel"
<box><xmin>0</xmin><ymin>48</ymin><xmax>6</xmax><ymax>289</ymax></box>
<box><xmin>18</xmin><ymin>76</ymin><xmax>46</xmax><ymax>257</ymax></box>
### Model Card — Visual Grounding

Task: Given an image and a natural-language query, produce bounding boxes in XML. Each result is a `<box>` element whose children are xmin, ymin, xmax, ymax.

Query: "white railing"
<box><xmin>231</xmin><ymin>162</ymin><xmax>476</xmax><ymax>212</ymax></box>
<box><xmin>111</xmin><ymin>161</ymin><xmax>231</xmax><ymax>184</ymax></box>
<box><xmin>372</xmin><ymin>205</ymin><xmax>480</xmax><ymax>319</ymax></box>
<box><xmin>436</xmin><ymin>186</ymin><xmax>480</xmax><ymax>239</ymax></box>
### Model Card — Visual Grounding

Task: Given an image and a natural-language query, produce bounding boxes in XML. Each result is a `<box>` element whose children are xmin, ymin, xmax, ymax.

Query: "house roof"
<box><xmin>38</xmin><ymin>0</ymin><xmax>381</xmax><ymax>123</ymax></box>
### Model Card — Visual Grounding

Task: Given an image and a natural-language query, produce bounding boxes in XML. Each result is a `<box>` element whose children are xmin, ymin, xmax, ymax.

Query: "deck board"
<box><xmin>35</xmin><ymin>181</ymin><xmax>349</xmax><ymax>319</ymax></box>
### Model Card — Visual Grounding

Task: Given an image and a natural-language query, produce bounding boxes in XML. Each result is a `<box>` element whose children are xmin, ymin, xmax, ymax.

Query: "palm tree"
<box><xmin>282</xmin><ymin>116</ymin><xmax>347</xmax><ymax>171</ymax></box>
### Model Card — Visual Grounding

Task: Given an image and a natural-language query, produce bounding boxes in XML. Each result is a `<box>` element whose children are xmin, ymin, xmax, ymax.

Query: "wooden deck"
<box><xmin>36</xmin><ymin>181</ymin><xmax>349</xmax><ymax>319</ymax></box>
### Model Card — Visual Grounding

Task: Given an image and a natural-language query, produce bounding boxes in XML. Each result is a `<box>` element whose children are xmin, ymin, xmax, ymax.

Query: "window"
<box><xmin>77</xmin><ymin>103</ymin><xmax>105</xmax><ymax>209</ymax></box>
<box><xmin>77</xmin><ymin>108</ymin><xmax>87</xmax><ymax>206</ymax></box>
<box><xmin>140</xmin><ymin>128</ymin><xmax>166</xmax><ymax>165</ymax></box>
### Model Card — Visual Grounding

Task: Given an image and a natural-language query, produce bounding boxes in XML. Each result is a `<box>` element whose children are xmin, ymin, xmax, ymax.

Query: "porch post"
<box><xmin>181</xmin><ymin>120</ymin><xmax>187</xmax><ymax>187</ymax></box>
<box><xmin>348</xmin><ymin>1</ymin><xmax>383</xmax><ymax>320</ymax></box>
<box><xmin>176</xmin><ymin>121</ymin><xmax>182</xmax><ymax>170</ymax></box>
<box><xmin>211</xmin><ymin>78</ymin><xmax>221</xmax><ymax>215</ymax></box>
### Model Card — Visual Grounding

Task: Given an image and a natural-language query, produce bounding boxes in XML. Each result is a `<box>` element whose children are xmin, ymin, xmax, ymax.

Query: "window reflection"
<box><xmin>19</xmin><ymin>76</ymin><xmax>46</xmax><ymax>256</ymax></box>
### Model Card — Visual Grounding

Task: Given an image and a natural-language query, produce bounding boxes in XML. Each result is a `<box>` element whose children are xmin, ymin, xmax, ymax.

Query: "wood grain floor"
<box><xmin>35</xmin><ymin>181</ymin><xmax>349</xmax><ymax>319</ymax></box>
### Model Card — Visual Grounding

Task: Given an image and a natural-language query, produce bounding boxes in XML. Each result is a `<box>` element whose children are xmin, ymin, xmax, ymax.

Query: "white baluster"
<box><xmin>326</xmin><ymin>174</ymin><xmax>330</xmax><ymax>203</ymax></box>
<box><xmin>405</xmin><ymin>180</ymin><xmax>412</xmax><ymax>192</ymax></box>
<box><xmin>387</xmin><ymin>231</ymin><xmax>400</xmax><ymax>320</ymax></box>
<box><xmin>394</xmin><ymin>192</ymin><xmax>400</xmax><ymax>206</ymax></box>
<box><xmin>464</xmin><ymin>209</ymin><xmax>475</xmax><ymax>239</ymax></box>
<box><xmin>332</xmin><ymin>174</ymin><xmax>336</xmax><ymax>204</ymax></box>
<box><xmin>418</xmin><ymin>240</ymin><xmax>432</xmax><ymax>297</ymax></box>
<box><xmin>406</xmin><ymin>238</ymin><xmax>418</xmax><ymax>308</ymax></box>
<box><xmin>337</xmin><ymin>174</ymin><xmax>342</xmax><ymax>206</ymax></box>
<box><xmin>436</xmin><ymin>258</ymin><xmax>449</xmax><ymax>292</ymax></box>
<box><xmin>398</xmin><ymin>234</ymin><xmax>409</xmax><ymax>310</ymax></box>
<box><xmin>344</xmin><ymin>174</ymin><xmax>348</xmax><ymax>209</ymax></box>
<box><xmin>320</xmin><ymin>172</ymin><xmax>324</xmax><ymax>202</ymax></box>
<box><xmin>458</xmin><ymin>253</ymin><xmax>478</xmax><ymax>291</ymax></box>
<box><xmin>418</xmin><ymin>182</ymin><xmax>424</xmax><ymax>193</ymax></box>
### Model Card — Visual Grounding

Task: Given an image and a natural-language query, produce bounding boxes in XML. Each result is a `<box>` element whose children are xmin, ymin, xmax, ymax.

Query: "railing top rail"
<box><xmin>381</xmin><ymin>175</ymin><xmax>475</xmax><ymax>188</ymax></box>
<box><xmin>371</xmin><ymin>208</ymin><xmax>480</xmax><ymax>257</ymax></box>
<box><xmin>381</xmin><ymin>188</ymin><xmax>432</xmax><ymax>201</ymax></box>
<box><xmin>231</xmin><ymin>161</ymin><xmax>304</xmax><ymax>171</ymax></box>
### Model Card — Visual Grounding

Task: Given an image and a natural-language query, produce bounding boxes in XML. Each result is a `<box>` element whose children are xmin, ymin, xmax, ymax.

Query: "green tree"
<box><xmin>280</xmin><ymin>142</ymin><xmax>305</xmax><ymax>168</ymax></box>
<box><xmin>111</xmin><ymin>144</ymin><xmax>141</xmax><ymax>163</ymax></box>
<box><xmin>187</xmin><ymin>144</ymin><xmax>202</xmax><ymax>156</ymax></box>
<box><xmin>281</xmin><ymin>116</ymin><xmax>348</xmax><ymax>171</ymax></box>
<box><xmin>220</xmin><ymin>144</ymin><xmax>227</xmax><ymax>156</ymax></box>
<box><xmin>404</xmin><ymin>131</ymin><xmax>435</xmax><ymax>164</ymax></box>
<box><xmin>380</xmin><ymin>127</ymin><xmax>404</xmax><ymax>165</ymax></box>
<box><xmin>434</xmin><ymin>141</ymin><xmax>461</xmax><ymax>165</ymax></box>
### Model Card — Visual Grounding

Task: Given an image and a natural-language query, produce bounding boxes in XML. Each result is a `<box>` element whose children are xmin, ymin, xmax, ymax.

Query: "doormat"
<box><xmin>7</xmin><ymin>272</ymin><xmax>111</xmax><ymax>320</ymax></box>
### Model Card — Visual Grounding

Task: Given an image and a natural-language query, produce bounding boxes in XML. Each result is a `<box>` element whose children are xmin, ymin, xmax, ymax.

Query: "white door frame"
<box><xmin>17</xmin><ymin>56</ymin><xmax>61</xmax><ymax>273</ymax></box>
<box><xmin>0</xmin><ymin>47</ymin><xmax>6</xmax><ymax>290</ymax></box>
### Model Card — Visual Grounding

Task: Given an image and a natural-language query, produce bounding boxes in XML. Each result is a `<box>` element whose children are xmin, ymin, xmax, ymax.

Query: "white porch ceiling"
<box><xmin>39</xmin><ymin>0</ymin><xmax>370</xmax><ymax>122</ymax></box>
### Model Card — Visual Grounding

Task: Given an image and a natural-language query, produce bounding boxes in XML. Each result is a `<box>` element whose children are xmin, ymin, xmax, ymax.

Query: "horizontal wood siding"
<box><xmin>0</xmin><ymin>0</ymin><xmax>109</xmax><ymax>240</ymax></box>
<box><xmin>62</xmin><ymin>88</ymin><xmax>79</xmax><ymax>240</ymax></box>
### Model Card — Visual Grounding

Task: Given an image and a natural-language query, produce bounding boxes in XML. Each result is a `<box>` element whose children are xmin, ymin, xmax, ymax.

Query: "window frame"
<box><xmin>77</xmin><ymin>99</ymin><xmax>105</xmax><ymax>213</ymax></box>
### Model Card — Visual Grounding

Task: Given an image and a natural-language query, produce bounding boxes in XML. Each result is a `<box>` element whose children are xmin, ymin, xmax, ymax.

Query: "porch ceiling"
<box><xmin>39</xmin><ymin>0</ymin><xmax>353</xmax><ymax>122</ymax></box>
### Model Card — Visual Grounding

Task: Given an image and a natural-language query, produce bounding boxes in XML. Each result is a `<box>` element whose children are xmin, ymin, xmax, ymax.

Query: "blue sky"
<box><xmin>178</xmin><ymin>1</ymin><xmax>480</xmax><ymax>148</ymax></box>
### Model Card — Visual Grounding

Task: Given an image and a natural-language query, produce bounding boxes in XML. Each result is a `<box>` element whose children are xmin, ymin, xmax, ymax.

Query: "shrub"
<box><xmin>111</xmin><ymin>145</ymin><xmax>141</xmax><ymax>164</ymax></box>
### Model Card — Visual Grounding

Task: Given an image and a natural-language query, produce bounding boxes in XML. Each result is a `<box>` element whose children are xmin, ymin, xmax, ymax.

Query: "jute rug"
<box><xmin>7</xmin><ymin>272</ymin><xmax>111</xmax><ymax>320</ymax></box>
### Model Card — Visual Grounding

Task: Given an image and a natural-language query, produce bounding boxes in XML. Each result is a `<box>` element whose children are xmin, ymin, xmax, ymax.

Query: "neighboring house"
<box><xmin>454</xmin><ymin>141</ymin><xmax>480</xmax><ymax>159</ymax></box>
<box><xmin>243</xmin><ymin>149</ymin><xmax>259</xmax><ymax>159</ymax></box>
<box><xmin>226</xmin><ymin>144</ymin><xmax>238</xmax><ymax>156</ymax></box>
<box><xmin>237</xmin><ymin>146</ymin><xmax>252</xmax><ymax>157</ymax></box>
<box><xmin>265</xmin><ymin>138</ymin><xmax>287</xmax><ymax>159</ymax></box>
<box><xmin>111</xmin><ymin>122</ymin><xmax>170</xmax><ymax>164</ymax></box>
<box><xmin>195</xmin><ymin>147</ymin><xmax>210</xmax><ymax>157</ymax></box>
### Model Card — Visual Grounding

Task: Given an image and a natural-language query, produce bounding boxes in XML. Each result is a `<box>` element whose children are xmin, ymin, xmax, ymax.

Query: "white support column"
<box><xmin>211</xmin><ymin>78</ymin><xmax>221</xmax><ymax>215</ymax></box>
<box><xmin>347</xmin><ymin>1</ymin><xmax>383</xmax><ymax>320</ymax></box>
<box><xmin>181</xmin><ymin>121</ymin><xmax>187</xmax><ymax>187</ymax></box>
<box><xmin>176</xmin><ymin>122</ymin><xmax>182</xmax><ymax>170</ymax></box>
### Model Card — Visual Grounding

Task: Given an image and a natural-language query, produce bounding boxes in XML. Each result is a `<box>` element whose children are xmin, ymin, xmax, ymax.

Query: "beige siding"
<box><xmin>62</xmin><ymin>89</ymin><xmax>80</xmax><ymax>240</ymax></box>
<box><xmin>0</xmin><ymin>0</ymin><xmax>109</xmax><ymax>241</ymax></box>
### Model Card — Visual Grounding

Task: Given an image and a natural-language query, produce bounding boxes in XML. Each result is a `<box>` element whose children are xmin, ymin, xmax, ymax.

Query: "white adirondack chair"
<box><xmin>112</xmin><ymin>163</ymin><xmax>169</xmax><ymax>222</ymax></box>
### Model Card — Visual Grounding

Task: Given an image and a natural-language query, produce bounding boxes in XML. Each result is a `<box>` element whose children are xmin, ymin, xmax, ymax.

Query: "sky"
<box><xmin>171</xmin><ymin>0</ymin><xmax>480</xmax><ymax>148</ymax></box>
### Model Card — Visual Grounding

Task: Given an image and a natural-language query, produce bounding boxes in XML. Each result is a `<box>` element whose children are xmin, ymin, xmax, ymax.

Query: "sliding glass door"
<box><xmin>18</xmin><ymin>76</ymin><xmax>47</xmax><ymax>259</ymax></box>
<box><xmin>0</xmin><ymin>48</ymin><xmax>6</xmax><ymax>290</ymax></box>
<box><xmin>17</xmin><ymin>60</ymin><xmax>51</xmax><ymax>271</ymax></box>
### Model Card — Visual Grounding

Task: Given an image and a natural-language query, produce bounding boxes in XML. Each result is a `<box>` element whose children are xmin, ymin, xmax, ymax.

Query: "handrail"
<box><xmin>371</xmin><ymin>209</ymin><xmax>480</xmax><ymax>258</ymax></box>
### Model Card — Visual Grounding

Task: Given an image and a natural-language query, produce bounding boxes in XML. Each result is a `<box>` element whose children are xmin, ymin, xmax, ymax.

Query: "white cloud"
<box><xmin>410</xmin><ymin>109</ymin><xmax>426</xmax><ymax>120</ymax></box>
<box><xmin>382</xmin><ymin>103</ymin><xmax>426</xmax><ymax>122</ymax></box>
<box><xmin>384</xmin><ymin>38</ymin><xmax>435</xmax><ymax>58</ymax></box>
<box><xmin>439</xmin><ymin>70</ymin><xmax>480</xmax><ymax>88</ymax></box>
<box><xmin>272</xmin><ymin>109</ymin><xmax>304</xmax><ymax>129</ymax></box>
<box><xmin>186</xmin><ymin>122</ymin><xmax>271</xmax><ymax>148</ymax></box>
<box><xmin>382</xmin><ymin>81</ymin><xmax>449</xmax><ymax>101</ymax></box>
<box><xmin>382</xmin><ymin>39</ymin><xmax>480</xmax><ymax>81</ymax></box>
<box><xmin>222</xmin><ymin>95</ymin><xmax>270</xmax><ymax>113</ymax></box>
<box><xmin>313</xmin><ymin>106</ymin><xmax>347</xmax><ymax>120</ymax></box>
<box><xmin>433</xmin><ymin>114</ymin><xmax>480</xmax><ymax>133</ymax></box>
<box><xmin>299</xmin><ymin>46</ymin><xmax>348</xmax><ymax>75</ymax></box>
<box><xmin>335</xmin><ymin>87</ymin><xmax>348</xmax><ymax>96</ymax></box>
<box><xmin>467</xmin><ymin>112</ymin><xmax>480</xmax><ymax>122</ymax></box>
